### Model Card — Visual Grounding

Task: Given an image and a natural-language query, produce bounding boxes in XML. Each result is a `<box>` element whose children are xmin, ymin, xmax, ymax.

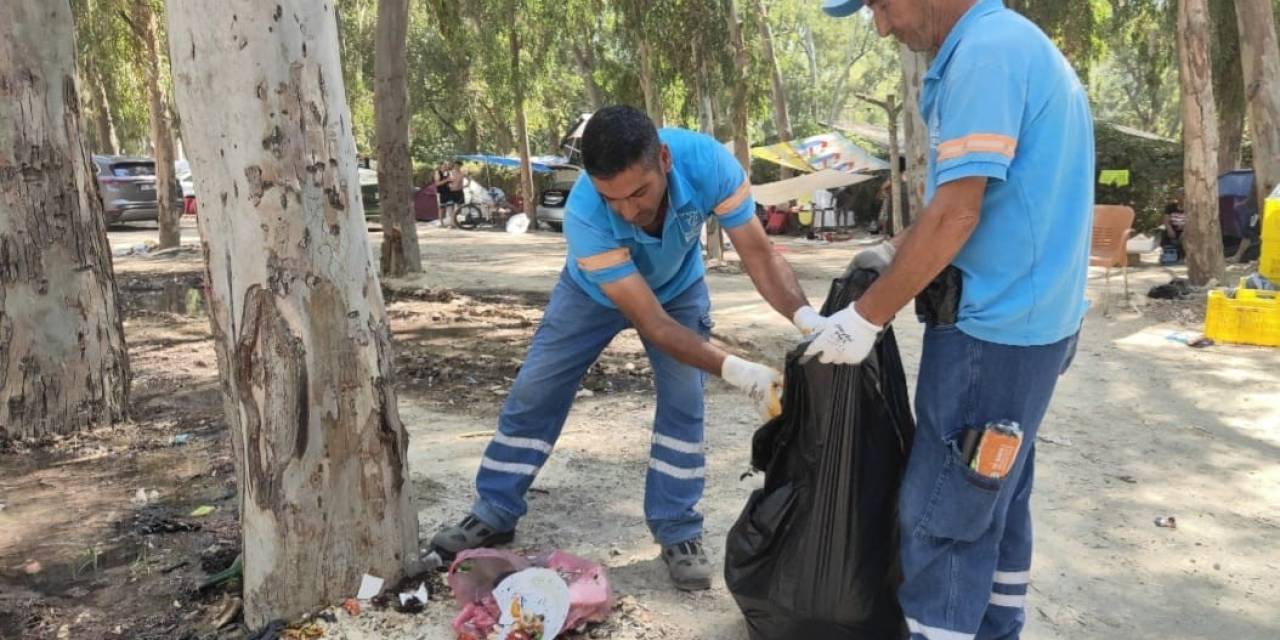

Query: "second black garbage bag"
<box><xmin>725</xmin><ymin>269</ymin><xmax>915</xmax><ymax>640</ymax></box>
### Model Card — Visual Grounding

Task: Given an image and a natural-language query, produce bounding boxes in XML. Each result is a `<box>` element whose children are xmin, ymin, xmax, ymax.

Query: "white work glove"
<box><xmin>802</xmin><ymin>305</ymin><xmax>881</xmax><ymax>366</ymax></box>
<box><xmin>791</xmin><ymin>305</ymin><xmax>830</xmax><ymax>337</ymax></box>
<box><xmin>721</xmin><ymin>355</ymin><xmax>784</xmax><ymax>420</ymax></box>
<box><xmin>849</xmin><ymin>241</ymin><xmax>896</xmax><ymax>274</ymax></box>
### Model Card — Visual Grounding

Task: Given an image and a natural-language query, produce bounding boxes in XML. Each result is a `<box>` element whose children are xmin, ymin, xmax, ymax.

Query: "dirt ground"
<box><xmin>2</xmin><ymin>222</ymin><xmax>1278</xmax><ymax>640</ymax></box>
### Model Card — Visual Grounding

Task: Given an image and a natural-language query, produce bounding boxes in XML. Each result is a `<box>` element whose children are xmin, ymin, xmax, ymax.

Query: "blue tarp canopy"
<box><xmin>458</xmin><ymin>154</ymin><xmax>568</xmax><ymax>174</ymax></box>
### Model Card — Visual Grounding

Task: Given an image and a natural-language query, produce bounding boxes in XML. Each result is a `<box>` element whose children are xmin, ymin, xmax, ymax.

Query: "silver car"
<box><xmin>92</xmin><ymin>155</ymin><xmax>183</xmax><ymax>225</ymax></box>
<box><xmin>535</xmin><ymin>165</ymin><xmax>581</xmax><ymax>232</ymax></box>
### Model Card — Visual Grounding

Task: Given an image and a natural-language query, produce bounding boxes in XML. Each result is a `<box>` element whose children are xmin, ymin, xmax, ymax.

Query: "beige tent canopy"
<box><xmin>751</xmin><ymin>169</ymin><xmax>876</xmax><ymax>207</ymax></box>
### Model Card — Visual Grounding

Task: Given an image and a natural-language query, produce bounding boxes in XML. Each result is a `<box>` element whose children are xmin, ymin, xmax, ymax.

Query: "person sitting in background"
<box><xmin>1162</xmin><ymin>192</ymin><xmax>1186</xmax><ymax>262</ymax></box>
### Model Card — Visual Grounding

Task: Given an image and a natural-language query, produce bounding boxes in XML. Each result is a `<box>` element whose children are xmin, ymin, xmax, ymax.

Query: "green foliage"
<box><xmin>1094</xmin><ymin>123</ymin><xmax>1183</xmax><ymax>232</ymax></box>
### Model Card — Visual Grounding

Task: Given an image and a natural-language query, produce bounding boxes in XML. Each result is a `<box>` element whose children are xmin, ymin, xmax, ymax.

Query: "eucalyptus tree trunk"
<box><xmin>132</xmin><ymin>0</ymin><xmax>179</xmax><ymax>249</ymax></box>
<box><xmin>375</xmin><ymin>0</ymin><xmax>421</xmax><ymax>276</ymax></box>
<box><xmin>511</xmin><ymin>27</ymin><xmax>538</xmax><ymax>223</ymax></box>
<box><xmin>166</xmin><ymin>0</ymin><xmax>417</xmax><ymax>626</ymax></box>
<box><xmin>1212</xmin><ymin>0</ymin><xmax>1245</xmax><ymax>171</ymax></box>
<box><xmin>0</xmin><ymin>0</ymin><xmax>130</xmax><ymax>440</ymax></box>
<box><xmin>754</xmin><ymin>0</ymin><xmax>794</xmax><ymax>179</ymax></box>
<box><xmin>1178</xmin><ymin>0</ymin><xmax>1227</xmax><ymax>285</ymax></box>
<box><xmin>1236</xmin><ymin>0</ymin><xmax>1280</xmax><ymax>204</ymax></box>
<box><xmin>900</xmin><ymin>46</ymin><xmax>930</xmax><ymax>221</ymax></box>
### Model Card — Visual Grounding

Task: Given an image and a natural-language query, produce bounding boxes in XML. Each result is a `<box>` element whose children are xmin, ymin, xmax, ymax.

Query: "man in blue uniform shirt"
<box><xmin>819</xmin><ymin>0</ymin><xmax>1093</xmax><ymax>638</ymax></box>
<box><xmin>431</xmin><ymin>105</ymin><xmax>827</xmax><ymax>591</ymax></box>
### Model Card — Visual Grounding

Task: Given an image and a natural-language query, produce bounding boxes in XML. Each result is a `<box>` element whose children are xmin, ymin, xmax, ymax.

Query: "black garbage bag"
<box><xmin>725</xmin><ymin>269</ymin><xmax>915</xmax><ymax>640</ymax></box>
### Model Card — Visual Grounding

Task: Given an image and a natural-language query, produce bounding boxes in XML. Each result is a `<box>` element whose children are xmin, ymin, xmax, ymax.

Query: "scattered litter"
<box><xmin>1166</xmin><ymin>332</ymin><xmax>1214</xmax><ymax>348</ymax></box>
<box><xmin>341</xmin><ymin>598</ymin><xmax>362</xmax><ymax>617</ymax></box>
<box><xmin>492</xmin><ymin>568</ymin><xmax>571</xmax><ymax>640</ymax></box>
<box><xmin>317</xmin><ymin>611</ymin><xmax>338</xmax><ymax>623</ymax></box>
<box><xmin>1154</xmin><ymin>516</ymin><xmax>1178</xmax><ymax>529</ymax></box>
<box><xmin>449</xmin><ymin>549</ymin><xmax>613</xmax><ymax>640</ymax></box>
<box><xmin>576</xmin><ymin>388</ymin><xmax>595</xmax><ymax>399</ymax></box>
<box><xmin>132</xmin><ymin>508</ymin><xmax>200</xmax><ymax>535</ymax></box>
<box><xmin>131</xmin><ymin>488</ymin><xmax>160</xmax><ymax>506</ymax></box>
<box><xmin>356</xmin><ymin>574</ymin><xmax>384</xmax><ymax>600</ymax></box>
<box><xmin>0</xmin><ymin>503</ymin><xmax>6</xmax><ymax>512</ymax></box>
<box><xmin>247</xmin><ymin>619</ymin><xmax>287</xmax><ymax>640</ymax></box>
<box><xmin>1148</xmin><ymin>278</ymin><xmax>1194</xmax><ymax>300</ymax></box>
<box><xmin>189</xmin><ymin>505</ymin><xmax>215</xmax><ymax>517</ymax></box>
<box><xmin>283</xmin><ymin>623</ymin><xmax>324</xmax><ymax>639</ymax></box>
<box><xmin>1188</xmin><ymin>336</ymin><xmax>1214</xmax><ymax>348</ymax></box>
<box><xmin>172</xmin><ymin>433</ymin><xmax>192</xmax><ymax>446</ymax></box>
<box><xmin>1038</xmin><ymin>434</ymin><xmax>1073</xmax><ymax>447</ymax></box>
<box><xmin>398</xmin><ymin>582</ymin><xmax>430</xmax><ymax>613</ymax></box>
<box><xmin>506</xmin><ymin>213</ymin><xmax>531</xmax><ymax>234</ymax></box>
<box><xmin>21</xmin><ymin>559</ymin><xmax>42</xmax><ymax>575</ymax></box>
<box><xmin>213</xmin><ymin>596</ymin><xmax>242</xmax><ymax>629</ymax></box>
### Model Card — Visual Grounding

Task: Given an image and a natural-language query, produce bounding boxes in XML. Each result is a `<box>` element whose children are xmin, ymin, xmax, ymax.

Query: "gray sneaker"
<box><xmin>429</xmin><ymin>514</ymin><xmax>515</xmax><ymax>561</ymax></box>
<box><xmin>661</xmin><ymin>537</ymin><xmax>712</xmax><ymax>591</ymax></box>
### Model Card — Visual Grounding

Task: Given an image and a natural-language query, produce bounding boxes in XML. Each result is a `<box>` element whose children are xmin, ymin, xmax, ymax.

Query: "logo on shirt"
<box><xmin>677</xmin><ymin>208</ymin><xmax>702</xmax><ymax>243</ymax></box>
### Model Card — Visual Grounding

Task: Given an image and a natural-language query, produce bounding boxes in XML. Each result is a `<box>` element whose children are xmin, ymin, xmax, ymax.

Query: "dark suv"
<box><xmin>91</xmin><ymin>155</ymin><xmax>183</xmax><ymax>225</ymax></box>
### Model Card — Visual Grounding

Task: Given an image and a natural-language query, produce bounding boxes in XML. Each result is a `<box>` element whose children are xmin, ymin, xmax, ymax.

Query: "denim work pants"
<box><xmin>898</xmin><ymin>325</ymin><xmax>1078</xmax><ymax>640</ymax></box>
<box><xmin>471</xmin><ymin>273</ymin><xmax>712</xmax><ymax>546</ymax></box>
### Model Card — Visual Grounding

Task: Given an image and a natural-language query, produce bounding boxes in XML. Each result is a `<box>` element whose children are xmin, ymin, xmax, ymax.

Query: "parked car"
<box><xmin>92</xmin><ymin>155</ymin><xmax>182</xmax><ymax>225</ymax></box>
<box><xmin>536</xmin><ymin>165</ymin><xmax>582</xmax><ymax>232</ymax></box>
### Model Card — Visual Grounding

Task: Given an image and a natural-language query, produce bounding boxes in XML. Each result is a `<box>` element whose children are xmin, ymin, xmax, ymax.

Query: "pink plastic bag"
<box><xmin>448</xmin><ymin>549</ymin><xmax>613</xmax><ymax>639</ymax></box>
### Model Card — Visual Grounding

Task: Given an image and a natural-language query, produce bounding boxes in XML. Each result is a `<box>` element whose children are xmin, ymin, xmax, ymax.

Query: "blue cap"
<box><xmin>822</xmin><ymin>0</ymin><xmax>865</xmax><ymax>17</ymax></box>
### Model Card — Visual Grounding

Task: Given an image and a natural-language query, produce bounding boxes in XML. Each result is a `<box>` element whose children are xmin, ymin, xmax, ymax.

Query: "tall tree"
<box><xmin>166</xmin><ymin>0</ymin><xmax>417</xmax><ymax>626</ymax></box>
<box><xmin>375</xmin><ymin>0</ymin><xmax>422</xmax><ymax>276</ymax></box>
<box><xmin>511</xmin><ymin>23</ymin><xmax>538</xmax><ymax>222</ymax></box>
<box><xmin>1177</xmin><ymin>0</ymin><xmax>1226</xmax><ymax>285</ymax></box>
<box><xmin>754</xmin><ymin>0</ymin><xmax>794</xmax><ymax>177</ymax></box>
<box><xmin>1212</xmin><ymin>0</ymin><xmax>1246</xmax><ymax>171</ymax></box>
<box><xmin>0</xmin><ymin>0</ymin><xmax>130</xmax><ymax>440</ymax></box>
<box><xmin>1237</xmin><ymin>0</ymin><xmax>1280</xmax><ymax>205</ymax></box>
<box><xmin>124</xmin><ymin>0</ymin><xmax>180</xmax><ymax>249</ymax></box>
<box><xmin>716</xmin><ymin>0</ymin><xmax>754</xmax><ymax>264</ymax></box>
<box><xmin>900</xmin><ymin>47</ymin><xmax>930</xmax><ymax>221</ymax></box>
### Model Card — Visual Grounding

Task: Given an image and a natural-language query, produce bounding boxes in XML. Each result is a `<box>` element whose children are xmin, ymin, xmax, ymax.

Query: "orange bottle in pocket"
<box><xmin>969</xmin><ymin>420</ymin><xmax>1022</xmax><ymax>479</ymax></box>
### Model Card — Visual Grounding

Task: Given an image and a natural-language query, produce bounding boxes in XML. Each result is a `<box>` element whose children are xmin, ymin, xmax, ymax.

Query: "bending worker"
<box><xmin>815</xmin><ymin>1</ymin><xmax>1092</xmax><ymax>638</ymax></box>
<box><xmin>431</xmin><ymin>105</ymin><xmax>826</xmax><ymax>591</ymax></box>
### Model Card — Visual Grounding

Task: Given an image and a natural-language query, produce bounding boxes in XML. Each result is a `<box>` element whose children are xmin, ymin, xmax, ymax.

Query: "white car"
<box><xmin>535</xmin><ymin>165</ymin><xmax>582</xmax><ymax>232</ymax></box>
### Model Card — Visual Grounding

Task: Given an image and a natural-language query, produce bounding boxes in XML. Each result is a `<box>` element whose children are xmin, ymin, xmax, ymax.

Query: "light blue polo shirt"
<box><xmin>564</xmin><ymin>128</ymin><xmax>756</xmax><ymax>308</ymax></box>
<box><xmin>922</xmin><ymin>0</ymin><xmax>1095</xmax><ymax>346</ymax></box>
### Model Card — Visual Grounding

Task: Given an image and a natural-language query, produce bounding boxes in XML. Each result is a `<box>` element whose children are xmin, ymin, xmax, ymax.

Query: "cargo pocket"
<box><xmin>912</xmin><ymin>445</ymin><xmax>1003</xmax><ymax>543</ymax></box>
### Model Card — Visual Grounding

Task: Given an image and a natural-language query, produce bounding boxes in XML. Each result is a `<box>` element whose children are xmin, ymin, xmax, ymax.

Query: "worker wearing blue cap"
<box><xmin>811</xmin><ymin>1</ymin><xmax>1093</xmax><ymax>639</ymax></box>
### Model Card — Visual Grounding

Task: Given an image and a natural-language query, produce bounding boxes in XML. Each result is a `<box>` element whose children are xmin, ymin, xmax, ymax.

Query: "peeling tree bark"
<box><xmin>132</xmin><ymin>0</ymin><xmax>179</xmax><ymax>249</ymax></box>
<box><xmin>1236</xmin><ymin>0</ymin><xmax>1280</xmax><ymax>204</ymax></box>
<box><xmin>166</xmin><ymin>0</ymin><xmax>417</xmax><ymax>626</ymax></box>
<box><xmin>1178</xmin><ymin>0</ymin><xmax>1227</xmax><ymax>285</ymax></box>
<box><xmin>0</xmin><ymin>0</ymin><xmax>130</xmax><ymax>440</ymax></box>
<box><xmin>900</xmin><ymin>46</ymin><xmax>930</xmax><ymax>222</ymax></box>
<box><xmin>375</xmin><ymin>0</ymin><xmax>422</xmax><ymax>276</ymax></box>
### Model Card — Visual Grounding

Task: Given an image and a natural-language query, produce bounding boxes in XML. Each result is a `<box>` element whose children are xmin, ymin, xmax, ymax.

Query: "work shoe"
<box><xmin>429</xmin><ymin>514</ymin><xmax>515</xmax><ymax>561</ymax></box>
<box><xmin>661</xmin><ymin>537</ymin><xmax>712</xmax><ymax>591</ymax></box>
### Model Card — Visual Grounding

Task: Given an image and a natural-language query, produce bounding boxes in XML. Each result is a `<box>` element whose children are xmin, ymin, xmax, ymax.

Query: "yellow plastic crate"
<box><xmin>1263</xmin><ymin>196</ymin><xmax>1279</xmax><ymax>281</ymax></box>
<box><xmin>1204</xmin><ymin>288</ymin><xmax>1280</xmax><ymax>347</ymax></box>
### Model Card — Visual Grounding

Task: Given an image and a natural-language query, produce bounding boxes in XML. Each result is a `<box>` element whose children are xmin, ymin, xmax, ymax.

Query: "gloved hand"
<box><xmin>849</xmin><ymin>241</ymin><xmax>896</xmax><ymax>274</ymax></box>
<box><xmin>802</xmin><ymin>305</ymin><xmax>881</xmax><ymax>366</ymax></box>
<box><xmin>721</xmin><ymin>355</ymin><xmax>784</xmax><ymax>420</ymax></box>
<box><xmin>791</xmin><ymin>305</ymin><xmax>830</xmax><ymax>336</ymax></box>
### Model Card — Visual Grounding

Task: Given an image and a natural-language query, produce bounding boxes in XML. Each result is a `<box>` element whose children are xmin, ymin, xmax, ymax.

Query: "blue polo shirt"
<box><xmin>922</xmin><ymin>0</ymin><xmax>1094</xmax><ymax>346</ymax></box>
<box><xmin>564</xmin><ymin>128</ymin><xmax>756</xmax><ymax>308</ymax></box>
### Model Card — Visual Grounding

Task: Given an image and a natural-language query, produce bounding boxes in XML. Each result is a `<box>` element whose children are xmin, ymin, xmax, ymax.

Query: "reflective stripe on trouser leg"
<box><xmin>979</xmin><ymin>445</ymin><xmax>1037</xmax><ymax>640</ymax></box>
<box><xmin>640</xmin><ymin>280</ymin><xmax>710</xmax><ymax>546</ymax></box>
<box><xmin>472</xmin><ymin>274</ymin><xmax>625</xmax><ymax>532</ymax></box>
